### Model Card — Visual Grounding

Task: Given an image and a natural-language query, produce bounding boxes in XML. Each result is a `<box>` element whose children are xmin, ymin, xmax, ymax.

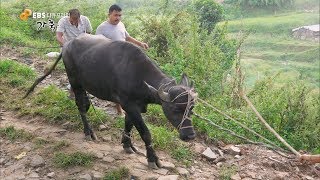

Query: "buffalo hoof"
<box><xmin>124</xmin><ymin>147</ymin><xmax>135</xmax><ymax>154</ymax></box>
<box><xmin>148</xmin><ymin>160</ymin><xmax>163</xmax><ymax>169</ymax></box>
<box><xmin>91</xmin><ymin>133</ymin><xmax>98</xmax><ymax>141</ymax></box>
<box><xmin>84</xmin><ymin>133</ymin><xmax>98</xmax><ymax>141</ymax></box>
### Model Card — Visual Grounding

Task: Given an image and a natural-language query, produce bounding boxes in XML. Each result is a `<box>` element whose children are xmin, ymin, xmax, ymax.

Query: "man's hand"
<box><xmin>56</xmin><ymin>32</ymin><xmax>64</xmax><ymax>47</ymax></box>
<box><xmin>140</xmin><ymin>42</ymin><xmax>149</xmax><ymax>49</ymax></box>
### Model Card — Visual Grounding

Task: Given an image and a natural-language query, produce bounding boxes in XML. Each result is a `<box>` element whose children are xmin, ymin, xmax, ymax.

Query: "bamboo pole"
<box><xmin>240</xmin><ymin>92</ymin><xmax>301</xmax><ymax>157</ymax></box>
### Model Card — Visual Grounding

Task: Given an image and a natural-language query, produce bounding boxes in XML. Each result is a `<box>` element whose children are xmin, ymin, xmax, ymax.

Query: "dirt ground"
<box><xmin>1</xmin><ymin>46</ymin><xmax>319</xmax><ymax>179</ymax></box>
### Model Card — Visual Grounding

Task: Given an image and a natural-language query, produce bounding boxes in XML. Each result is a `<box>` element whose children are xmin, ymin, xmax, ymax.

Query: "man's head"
<box><xmin>69</xmin><ymin>9</ymin><xmax>80</xmax><ymax>26</ymax></box>
<box><xmin>108</xmin><ymin>4</ymin><xmax>122</xmax><ymax>25</ymax></box>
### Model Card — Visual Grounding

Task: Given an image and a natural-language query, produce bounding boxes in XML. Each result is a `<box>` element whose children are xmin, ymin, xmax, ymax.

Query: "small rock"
<box><xmin>98</xmin><ymin>124</ymin><xmax>108</xmax><ymax>131</ymax></box>
<box><xmin>102</xmin><ymin>156</ymin><xmax>115</xmax><ymax>163</ymax></box>
<box><xmin>193</xmin><ymin>142</ymin><xmax>206</xmax><ymax>153</ymax></box>
<box><xmin>79</xmin><ymin>173</ymin><xmax>92</xmax><ymax>180</ymax></box>
<box><xmin>142</xmin><ymin>174</ymin><xmax>160</xmax><ymax>180</ymax></box>
<box><xmin>133</xmin><ymin>162</ymin><xmax>148</xmax><ymax>170</ymax></box>
<box><xmin>0</xmin><ymin>158</ymin><xmax>6</xmax><ymax>165</ymax></box>
<box><xmin>47</xmin><ymin>172</ymin><xmax>55</xmax><ymax>178</ymax></box>
<box><xmin>12</xmin><ymin>174</ymin><xmax>26</xmax><ymax>180</ymax></box>
<box><xmin>202</xmin><ymin>147</ymin><xmax>218</xmax><ymax>160</ymax></box>
<box><xmin>101</xmin><ymin>136</ymin><xmax>112</xmax><ymax>142</ymax></box>
<box><xmin>62</xmin><ymin>122</ymin><xmax>71</xmax><ymax>128</ymax></box>
<box><xmin>131</xmin><ymin>169</ymin><xmax>147</xmax><ymax>177</ymax></box>
<box><xmin>154</xmin><ymin>168</ymin><xmax>168</xmax><ymax>175</ymax></box>
<box><xmin>24</xmin><ymin>58</ymin><xmax>33</xmax><ymax>65</ymax></box>
<box><xmin>29</xmin><ymin>172</ymin><xmax>40</xmax><ymax>178</ymax></box>
<box><xmin>161</xmin><ymin>161</ymin><xmax>175</xmax><ymax>170</ymax></box>
<box><xmin>246</xmin><ymin>172</ymin><xmax>257</xmax><ymax>179</ymax></box>
<box><xmin>176</xmin><ymin>167</ymin><xmax>189</xmax><ymax>176</ymax></box>
<box><xmin>234</xmin><ymin>155</ymin><xmax>241</xmax><ymax>159</ymax></box>
<box><xmin>225</xmin><ymin>145</ymin><xmax>241</xmax><ymax>155</ymax></box>
<box><xmin>157</xmin><ymin>175</ymin><xmax>179</xmax><ymax>180</ymax></box>
<box><xmin>213</xmin><ymin>156</ymin><xmax>226</xmax><ymax>164</ymax></box>
<box><xmin>303</xmin><ymin>175</ymin><xmax>314</xmax><ymax>180</ymax></box>
<box><xmin>30</xmin><ymin>155</ymin><xmax>45</xmax><ymax>168</ymax></box>
<box><xmin>95</xmin><ymin>152</ymin><xmax>104</xmax><ymax>159</ymax></box>
<box><xmin>275</xmin><ymin>171</ymin><xmax>289</xmax><ymax>179</ymax></box>
<box><xmin>231</xmin><ymin>173</ymin><xmax>241</xmax><ymax>180</ymax></box>
<box><xmin>216</xmin><ymin>162</ymin><xmax>223</xmax><ymax>167</ymax></box>
<box><xmin>190</xmin><ymin>166</ymin><xmax>196</xmax><ymax>174</ymax></box>
<box><xmin>92</xmin><ymin>171</ymin><xmax>103</xmax><ymax>180</ymax></box>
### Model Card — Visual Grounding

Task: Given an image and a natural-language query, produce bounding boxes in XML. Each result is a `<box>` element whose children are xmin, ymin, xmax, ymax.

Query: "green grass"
<box><xmin>0</xmin><ymin>59</ymin><xmax>36</xmax><ymax>87</ymax></box>
<box><xmin>33</xmin><ymin>137</ymin><xmax>50</xmax><ymax>148</ymax></box>
<box><xmin>218</xmin><ymin>165</ymin><xmax>238</xmax><ymax>180</ymax></box>
<box><xmin>52</xmin><ymin>140</ymin><xmax>70</xmax><ymax>151</ymax></box>
<box><xmin>103</xmin><ymin>167</ymin><xmax>130</xmax><ymax>180</ymax></box>
<box><xmin>0</xmin><ymin>126</ymin><xmax>34</xmax><ymax>141</ymax></box>
<box><xmin>223</xmin><ymin>9</ymin><xmax>319</xmax><ymax>90</ymax></box>
<box><xmin>53</xmin><ymin>151</ymin><xmax>95</xmax><ymax>168</ymax></box>
<box><xmin>224</xmin><ymin>12</ymin><xmax>319</xmax><ymax>34</ymax></box>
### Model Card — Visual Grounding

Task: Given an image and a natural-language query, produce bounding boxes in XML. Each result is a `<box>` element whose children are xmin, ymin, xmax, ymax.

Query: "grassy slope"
<box><xmin>223</xmin><ymin>5</ymin><xmax>319</xmax><ymax>89</ymax></box>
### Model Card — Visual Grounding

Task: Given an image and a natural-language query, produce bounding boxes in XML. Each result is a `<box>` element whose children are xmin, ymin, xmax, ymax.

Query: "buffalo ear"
<box><xmin>180</xmin><ymin>73</ymin><xmax>190</xmax><ymax>86</ymax></box>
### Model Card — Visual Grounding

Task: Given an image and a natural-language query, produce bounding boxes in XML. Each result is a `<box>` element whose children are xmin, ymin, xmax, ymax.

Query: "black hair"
<box><xmin>69</xmin><ymin>9</ymin><xmax>80</xmax><ymax>18</ymax></box>
<box><xmin>109</xmin><ymin>4</ymin><xmax>122</xmax><ymax>14</ymax></box>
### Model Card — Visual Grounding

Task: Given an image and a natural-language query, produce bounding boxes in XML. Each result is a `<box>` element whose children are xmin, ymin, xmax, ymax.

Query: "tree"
<box><xmin>193</xmin><ymin>0</ymin><xmax>224</xmax><ymax>33</ymax></box>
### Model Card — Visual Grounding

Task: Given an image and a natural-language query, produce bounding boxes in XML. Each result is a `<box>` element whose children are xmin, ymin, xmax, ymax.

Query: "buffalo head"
<box><xmin>146</xmin><ymin>74</ymin><xmax>197</xmax><ymax>141</ymax></box>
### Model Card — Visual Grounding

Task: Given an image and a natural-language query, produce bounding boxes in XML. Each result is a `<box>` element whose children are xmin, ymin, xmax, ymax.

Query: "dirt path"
<box><xmin>0</xmin><ymin>110</ymin><xmax>217</xmax><ymax>179</ymax></box>
<box><xmin>1</xmin><ymin>109</ymin><xmax>319</xmax><ymax>180</ymax></box>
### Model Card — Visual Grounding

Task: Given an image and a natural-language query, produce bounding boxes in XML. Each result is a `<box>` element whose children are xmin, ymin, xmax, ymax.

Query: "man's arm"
<box><xmin>56</xmin><ymin>17</ymin><xmax>65</xmax><ymax>46</ymax></box>
<box><xmin>84</xmin><ymin>16</ymin><xmax>93</xmax><ymax>34</ymax></box>
<box><xmin>56</xmin><ymin>32</ymin><xmax>64</xmax><ymax>46</ymax></box>
<box><xmin>126</xmin><ymin>36</ymin><xmax>149</xmax><ymax>49</ymax></box>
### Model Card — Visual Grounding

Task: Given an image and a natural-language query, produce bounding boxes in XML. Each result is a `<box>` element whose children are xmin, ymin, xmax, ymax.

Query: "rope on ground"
<box><xmin>193</xmin><ymin>112</ymin><xmax>261</xmax><ymax>145</ymax></box>
<box><xmin>197</xmin><ymin>97</ymin><xmax>285</xmax><ymax>152</ymax></box>
<box><xmin>17</xmin><ymin>45</ymin><xmax>61</xmax><ymax>49</ymax></box>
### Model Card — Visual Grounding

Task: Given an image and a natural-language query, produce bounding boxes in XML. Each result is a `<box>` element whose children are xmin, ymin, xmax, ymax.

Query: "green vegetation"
<box><xmin>218</xmin><ymin>164</ymin><xmax>238</xmax><ymax>180</ymax></box>
<box><xmin>53</xmin><ymin>151</ymin><xmax>95</xmax><ymax>168</ymax></box>
<box><xmin>52</xmin><ymin>140</ymin><xmax>70</xmax><ymax>151</ymax></box>
<box><xmin>34</xmin><ymin>137</ymin><xmax>50</xmax><ymax>148</ymax></box>
<box><xmin>0</xmin><ymin>59</ymin><xmax>36</xmax><ymax>87</ymax></box>
<box><xmin>103</xmin><ymin>167</ymin><xmax>130</xmax><ymax>180</ymax></box>
<box><xmin>0</xmin><ymin>126</ymin><xmax>34</xmax><ymax>141</ymax></box>
<box><xmin>0</xmin><ymin>59</ymin><xmax>109</xmax><ymax>130</ymax></box>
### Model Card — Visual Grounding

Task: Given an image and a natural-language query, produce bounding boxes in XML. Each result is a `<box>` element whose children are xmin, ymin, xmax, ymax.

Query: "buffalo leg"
<box><xmin>121</xmin><ymin>114</ymin><xmax>138</xmax><ymax>153</ymax></box>
<box><xmin>123</xmin><ymin>106</ymin><xmax>162</xmax><ymax>169</ymax></box>
<box><xmin>74</xmin><ymin>88</ymin><xmax>97</xmax><ymax>140</ymax></box>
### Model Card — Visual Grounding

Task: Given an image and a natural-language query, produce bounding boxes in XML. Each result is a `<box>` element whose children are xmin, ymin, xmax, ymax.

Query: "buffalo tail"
<box><xmin>23</xmin><ymin>53</ymin><xmax>63</xmax><ymax>99</ymax></box>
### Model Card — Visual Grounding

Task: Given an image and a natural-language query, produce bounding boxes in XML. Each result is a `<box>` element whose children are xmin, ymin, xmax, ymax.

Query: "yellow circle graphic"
<box><xmin>19</xmin><ymin>13</ymin><xmax>28</xmax><ymax>21</ymax></box>
<box><xmin>23</xmin><ymin>9</ymin><xmax>32</xmax><ymax>16</ymax></box>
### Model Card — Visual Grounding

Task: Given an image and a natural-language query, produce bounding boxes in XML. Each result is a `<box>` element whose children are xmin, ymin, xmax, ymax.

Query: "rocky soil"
<box><xmin>1</xmin><ymin>46</ymin><xmax>319</xmax><ymax>179</ymax></box>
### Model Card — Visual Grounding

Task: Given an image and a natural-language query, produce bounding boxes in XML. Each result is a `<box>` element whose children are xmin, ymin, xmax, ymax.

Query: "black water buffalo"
<box><xmin>24</xmin><ymin>34</ymin><xmax>197</xmax><ymax>169</ymax></box>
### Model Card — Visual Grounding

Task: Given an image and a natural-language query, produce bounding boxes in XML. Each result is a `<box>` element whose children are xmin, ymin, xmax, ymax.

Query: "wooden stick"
<box><xmin>240</xmin><ymin>92</ymin><xmax>301</xmax><ymax>157</ymax></box>
<box><xmin>299</xmin><ymin>154</ymin><xmax>320</xmax><ymax>164</ymax></box>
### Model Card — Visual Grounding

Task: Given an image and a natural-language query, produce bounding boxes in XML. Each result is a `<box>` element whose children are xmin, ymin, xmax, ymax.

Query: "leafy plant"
<box><xmin>192</xmin><ymin>0</ymin><xmax>224</xmax><ymax>33</ymax></box>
